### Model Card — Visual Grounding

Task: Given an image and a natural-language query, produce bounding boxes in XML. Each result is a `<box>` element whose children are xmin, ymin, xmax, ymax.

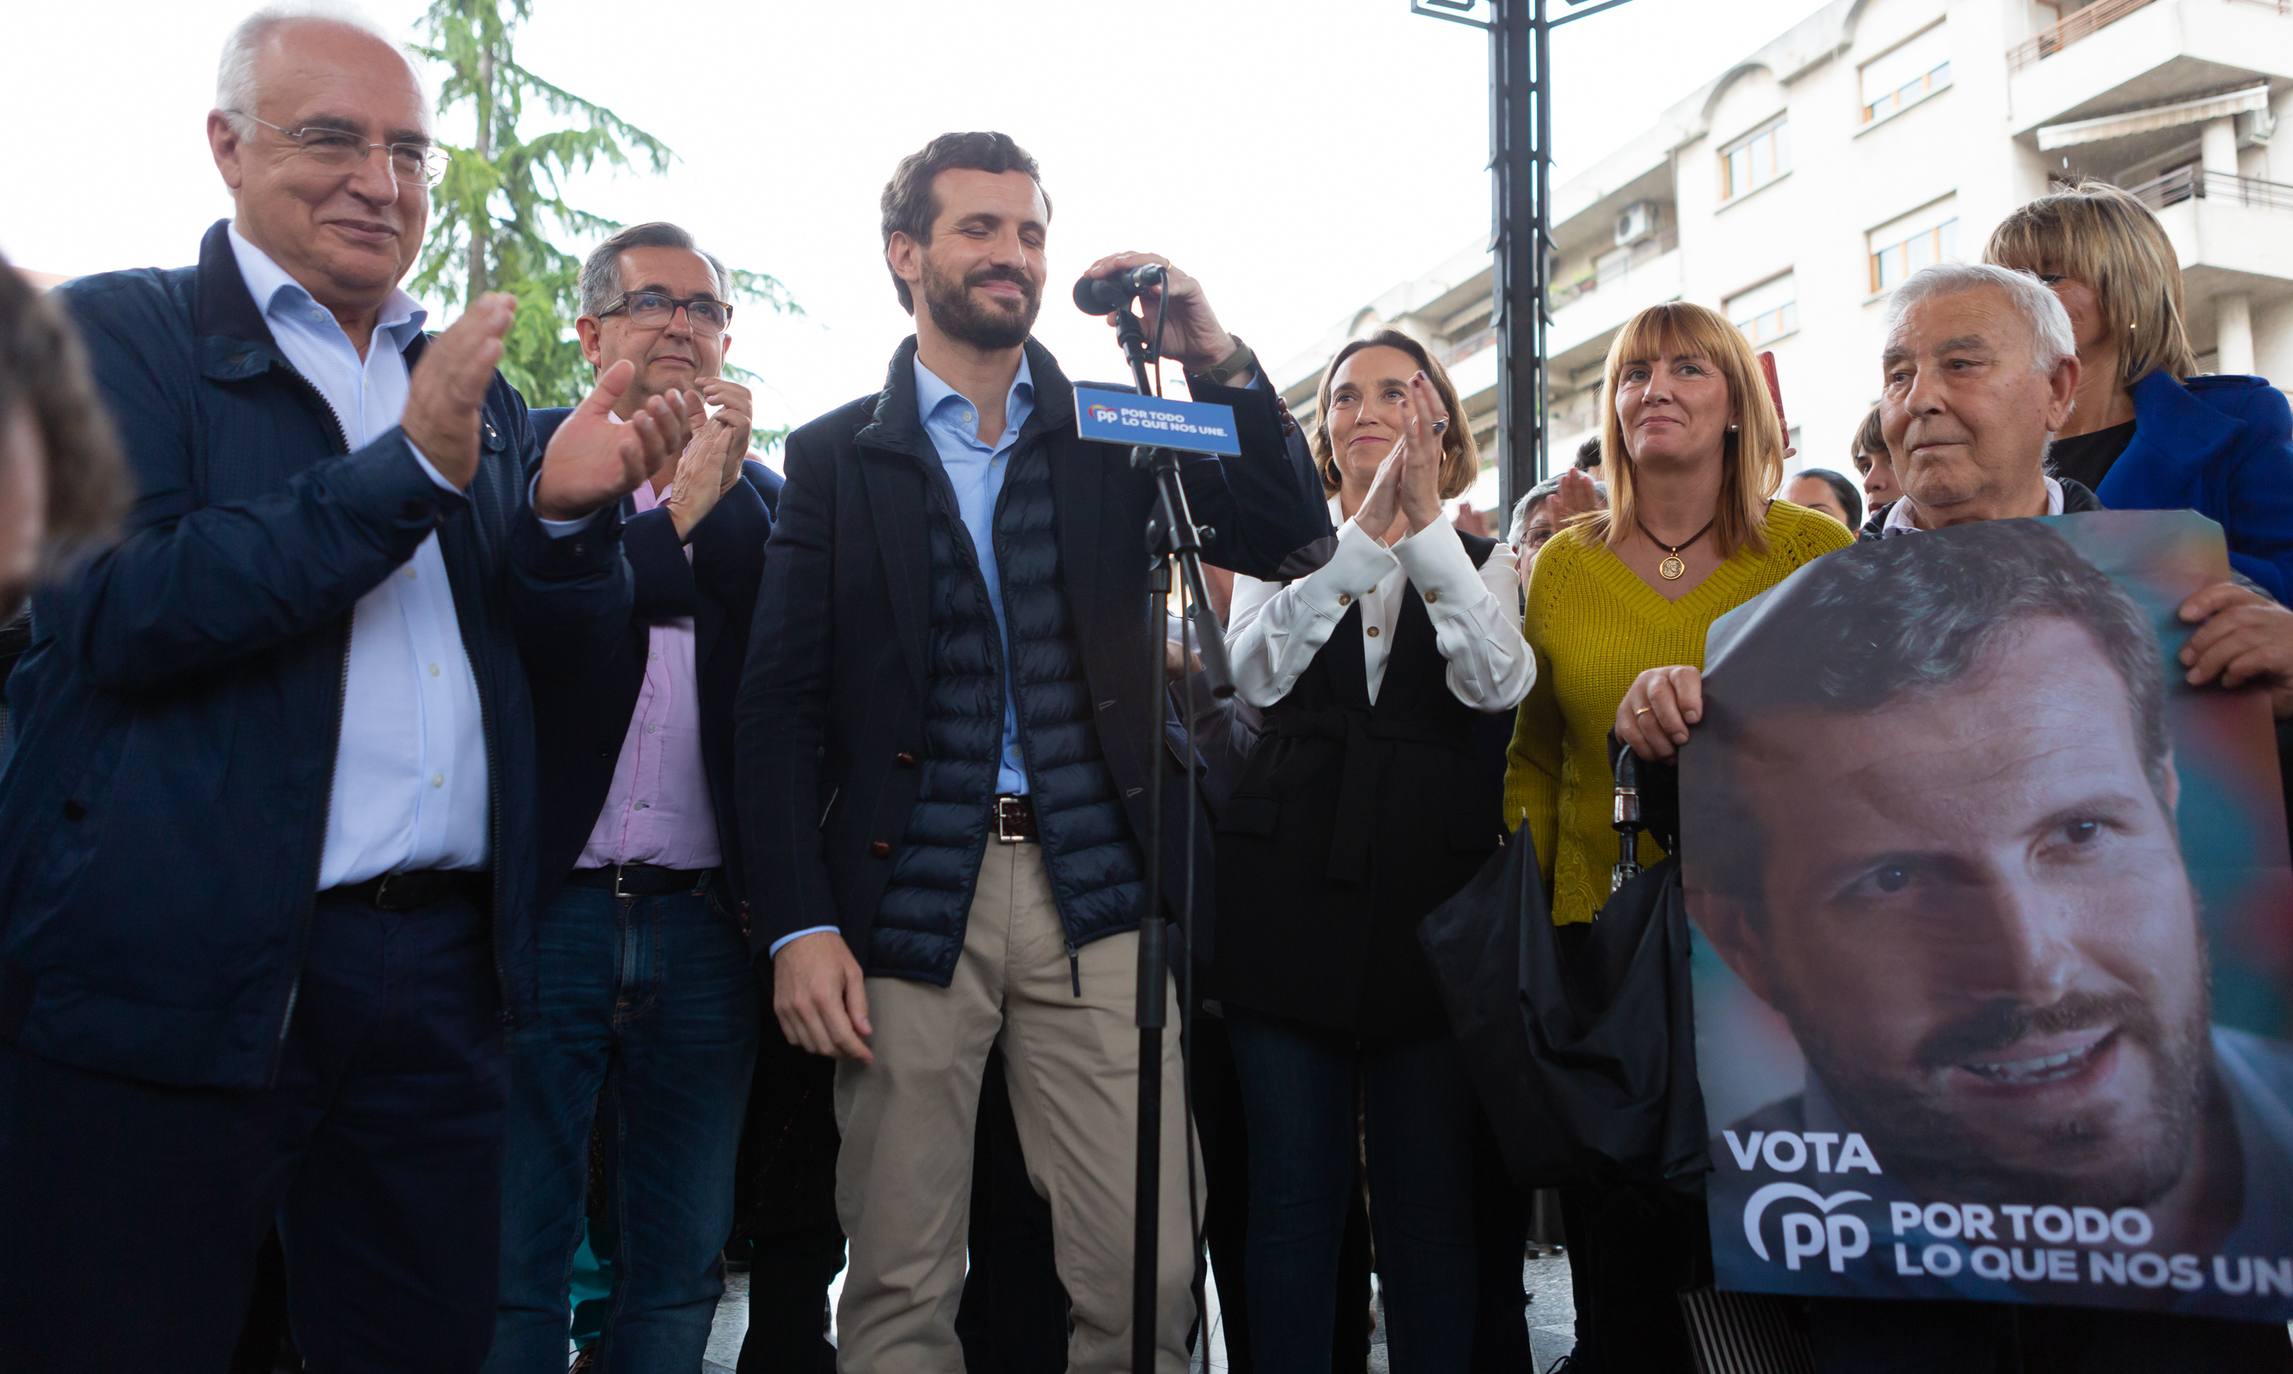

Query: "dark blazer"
<box><xmin>527</xmin><ymin>405</ymin><xmax>782</xmax><ymax>913</ymax></box>
<box><xmin>0</xmin><ymin>220</ymin><xmax>629</xmax><ymax>1090</ymax></box>
<box><xmin>735</xmin><ymin>336</ymin><xmax>1326</xmax><ymax>965</ymax></box>
<box><xmin>2102</xmin><ymin>371</ymin><xmax>2293</xmax><ymax>603</ymax></box>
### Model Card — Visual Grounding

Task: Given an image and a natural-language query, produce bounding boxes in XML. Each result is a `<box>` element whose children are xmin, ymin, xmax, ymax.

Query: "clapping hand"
<box><xmin>1395</xmin><ymin>371</ymin><xmax>1447</xmax><ymax>535</ymax></box>
<box><xmin>664</xmin><ymin>378</ymin><xmax>754</xmax><ymax>540</ymax></box>
<box><xmin>401</xmin><ymin>293</ymin><xmax>515</xmax><ymax>489</ymax></box>
<box><xmin>535</xmin><ymin>362</ymin><xmax>697</xmax><ymax>522</ymax></box>
<box><xmin>1548</xmin><ymin>467</ymin><xmax>1607</xmax><ymax>525</ymax></box>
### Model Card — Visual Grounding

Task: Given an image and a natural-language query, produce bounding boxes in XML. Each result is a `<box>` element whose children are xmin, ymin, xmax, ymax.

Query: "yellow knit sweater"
<box><xmin>1501</xmin><ymin>500</ymin><xmax>1853</xmax><ymax>924</ymax></box>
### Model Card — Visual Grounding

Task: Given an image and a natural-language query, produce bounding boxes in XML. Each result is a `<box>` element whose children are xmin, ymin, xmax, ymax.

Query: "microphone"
<box><xmin>1073</xmin><ymin>263</ymin><xmax>1167</xmax><ymax>316</ymax></box>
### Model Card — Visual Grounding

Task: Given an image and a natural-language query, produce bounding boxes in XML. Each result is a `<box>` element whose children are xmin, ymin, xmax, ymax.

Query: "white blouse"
<box><xmin>1224</xmin><ymin>515</ymin><xmax>1535</xmax><ymax>711</ymax></box>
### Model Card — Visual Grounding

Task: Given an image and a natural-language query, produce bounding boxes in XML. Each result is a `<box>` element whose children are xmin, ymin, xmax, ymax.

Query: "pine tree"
<box><xmin>412</xmin><ymin>0</ymin><xmax>794</xmax><ymax>409</ymax></box>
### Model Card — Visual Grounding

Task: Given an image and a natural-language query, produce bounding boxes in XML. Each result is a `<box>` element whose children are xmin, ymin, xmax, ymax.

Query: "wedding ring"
<box><xmin>1634</xmin><ymin>707</ymin><xmax>1654</xmax><ymax>718</ymax></box>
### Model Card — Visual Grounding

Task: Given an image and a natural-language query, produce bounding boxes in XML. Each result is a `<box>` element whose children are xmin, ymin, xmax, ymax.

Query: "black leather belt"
<box><xmin>994</xmin><ymin>794</ymin><xmax>1037</xmax><ymax>844</ymax></box>
<box><xmin>565</xmin><ymin>864</ymin><xmax>715</xmax><ymax>898</ymax></box>
<box><xmin>328</xmin><ymin>869</ymin><xmax>488</xmax><ymax>912</ymax></box>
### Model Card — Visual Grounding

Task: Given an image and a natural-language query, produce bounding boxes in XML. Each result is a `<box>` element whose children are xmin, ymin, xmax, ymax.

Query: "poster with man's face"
<box><xmin>1683</xmin><ymin>511</ymin><xmax>2293</xmax><ymax>1321</ymax></box>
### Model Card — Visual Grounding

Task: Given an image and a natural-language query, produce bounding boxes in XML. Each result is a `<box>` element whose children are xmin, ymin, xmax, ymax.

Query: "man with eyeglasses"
<box><xmin>485</xmin><ymin>220</ymin><xmax>784</xmax><ymax>1370</ymax></box>
<box><xmin>0</xmin><ymin>11</ymin><xmax>694</xmax><ymax>1371</ymax></box>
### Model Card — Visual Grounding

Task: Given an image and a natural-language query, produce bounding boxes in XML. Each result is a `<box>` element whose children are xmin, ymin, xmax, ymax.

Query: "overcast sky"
<box><xmin>5</xmin><ymin>0</ymin><xmax>1833</xmax><ymax>436</ymax></box>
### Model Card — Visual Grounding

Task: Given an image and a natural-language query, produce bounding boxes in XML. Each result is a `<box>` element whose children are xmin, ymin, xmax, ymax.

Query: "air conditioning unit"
<box><xmin>1614</xmin><ymin>201</ymin><xmax>1659</xmax><ymax>247</ymax></box>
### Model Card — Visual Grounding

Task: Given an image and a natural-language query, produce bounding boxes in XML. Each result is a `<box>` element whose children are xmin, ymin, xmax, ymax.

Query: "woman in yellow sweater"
<box><xmin>1502</xmin><ymin>300</ymin><xmax>1849</xmax><ymax>1368</ymax></box>
<box><xmin>1503</xmin><ymin>301</ymin><xmax>1850</xmax><ymax>927</ymax></box>
<box><xmin>1502</xmin><ymin>301</ymin><xmax>1850</xmax><ymax>1369</ymax></box>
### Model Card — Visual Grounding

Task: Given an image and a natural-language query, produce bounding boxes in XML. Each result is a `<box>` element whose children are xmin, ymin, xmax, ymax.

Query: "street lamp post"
<box><xmin>1412</xmin><ymin>0</ymin><xmax>1636</xmax><ymax>514</ymax></box>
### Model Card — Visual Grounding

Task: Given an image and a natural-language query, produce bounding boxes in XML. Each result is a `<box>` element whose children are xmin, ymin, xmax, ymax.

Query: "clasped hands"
<box><xmin>1353</xmin><ymin>372</ymin><xmax>1449</xmax><ymax>546</ymax></box>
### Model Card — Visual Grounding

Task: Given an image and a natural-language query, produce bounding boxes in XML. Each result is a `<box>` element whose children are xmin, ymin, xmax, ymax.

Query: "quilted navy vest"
<box><xmin>870</xmin><ymin>442</ymin><xmax>1145</xmax><ymax>981</ymax></box>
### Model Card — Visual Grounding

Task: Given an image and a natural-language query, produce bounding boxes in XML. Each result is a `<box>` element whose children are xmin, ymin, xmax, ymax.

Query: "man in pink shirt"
<box><xmin>487</xmin><ymin>222</ymin><xmax>780</xmax><ymax>1372</ymax></box>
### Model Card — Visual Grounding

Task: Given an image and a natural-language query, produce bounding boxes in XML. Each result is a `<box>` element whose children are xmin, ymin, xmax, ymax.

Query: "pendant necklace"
<box><xmin>1636</xmin><ymin>515</ymin><xmax>1717</xmax><ymax>581</ymax></box>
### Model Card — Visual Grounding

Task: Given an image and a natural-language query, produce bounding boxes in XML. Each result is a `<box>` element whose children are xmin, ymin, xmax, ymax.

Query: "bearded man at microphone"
<box><xmin>735</xmin><ymin>130</ymin><xmax>1323</xmax><ymax>1372</ymax></box>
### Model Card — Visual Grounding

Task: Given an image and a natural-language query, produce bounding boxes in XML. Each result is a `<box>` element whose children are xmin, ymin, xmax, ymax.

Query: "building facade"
<box><xmin>1273</xmin><ymin>0</ymin><xmax>2293</xmax><ymax>514</ymax></box>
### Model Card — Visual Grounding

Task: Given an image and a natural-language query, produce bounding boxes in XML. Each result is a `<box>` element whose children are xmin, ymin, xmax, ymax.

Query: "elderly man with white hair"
<box><xmin>1866</xmin><ymin>260</ymin><xmax>2101</xmax><ymax>534</ymax></box>
<box><xmin>0</xmin><ymin>7</ymin><xmax>697</xmax><ymax>1370</ymax></box>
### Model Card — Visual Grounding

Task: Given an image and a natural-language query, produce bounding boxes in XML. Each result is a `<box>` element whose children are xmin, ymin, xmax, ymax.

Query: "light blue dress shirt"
<box><xmin>913</xmin><ymin>354</ymin><xmax>1037</xmax><ymax>797</ymax></box>
<box><xmin>227</xmin><ymin>226</ymin><xmax>491</xmax><ymax>889</ymax></box>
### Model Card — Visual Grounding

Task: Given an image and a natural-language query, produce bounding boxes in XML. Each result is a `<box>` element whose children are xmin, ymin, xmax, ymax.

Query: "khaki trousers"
<box><xmin>833</xmin><ymin>843</ymin><xmax>1198</xmax><ymax>1374</ymax></box>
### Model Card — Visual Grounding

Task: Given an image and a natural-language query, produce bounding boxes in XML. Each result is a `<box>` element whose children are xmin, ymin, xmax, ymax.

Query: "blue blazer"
<box><xmin>0</xmin><ymin>221</ymin><xmax>631</xmax><ymax>1089</ymax></box>
<box><xmin>2103</xmin><ymin>371</ymin><xmax>2293</xmax><ymax>601</ymax></box>
<box><xmin>527</xmin><ymin>406</ymin><xmax>782</xmax><ymax>915</ymax></box>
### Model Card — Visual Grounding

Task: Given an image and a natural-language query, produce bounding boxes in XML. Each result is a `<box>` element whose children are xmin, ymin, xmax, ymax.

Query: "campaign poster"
<box><xmin>1682</xmin><ymin>510</ymin><xmax>2293</xmax><ymax>1321</ymax></box>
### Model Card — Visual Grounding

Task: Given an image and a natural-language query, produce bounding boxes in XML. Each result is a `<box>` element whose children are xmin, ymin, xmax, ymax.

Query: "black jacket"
<box><xmin>0</xmin><ymin>221</ymin><xmax>628</xmax><ymax>1089</ymax></box>
<box><xmin>734</xmin><ymin>336</ymin><xmax>1325</xmax><ymax>968</ymax></box>
<box><xmin>526</xmin><ymin>405</ymin><xmax>782</xmax><ymax>913</ymax></box>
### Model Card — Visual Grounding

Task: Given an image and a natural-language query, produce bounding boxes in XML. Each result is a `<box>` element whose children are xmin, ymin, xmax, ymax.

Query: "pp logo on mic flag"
<box><xmin>1073</xmin><ymin>385</ymin><xmax>1241</xmax><ymax>457</ymax></box>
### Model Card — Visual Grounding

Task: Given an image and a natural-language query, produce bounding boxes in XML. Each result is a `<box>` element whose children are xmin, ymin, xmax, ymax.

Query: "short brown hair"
<box><xmin>879</xmin><ymin>132</ymin><xmax>1049</xmax><ymax>314</ymax></box>
<box><xmin>1985</xmin><ymin>181</ymin><xmax>2197</xmax><ymax>387</ymax></box>
<box><xmin>1850</xmin><ymin>403</ymin><xmax>1887</xmax><ymax>474</ymax></box>
<box><xmin>1308</xmin><ymin>329</ymin><xmax>1479</xmax><ymax>501</ymax></box>
<box><xmin>0</xmin><ymin>257</ymin><xmax>127</xmax><ymax>570</ymax></box>
<box><xmin>1589</xmin><ymin>302</ymin><xmax>1783</xmax><ymax>560</ymax></box>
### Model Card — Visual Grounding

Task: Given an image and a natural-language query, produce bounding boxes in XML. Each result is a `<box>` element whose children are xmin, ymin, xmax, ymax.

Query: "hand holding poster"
<box><xmin>1682</xmin><ymin>510</ymin><xmax>2293</xmax><ymax>1322</ymax></box>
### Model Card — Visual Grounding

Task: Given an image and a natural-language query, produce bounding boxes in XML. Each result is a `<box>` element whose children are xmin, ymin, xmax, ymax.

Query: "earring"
<box><xmin>1727</xmin><ymin>423</ymin><xmax>1739</xmax><ymax>432</ymax></box>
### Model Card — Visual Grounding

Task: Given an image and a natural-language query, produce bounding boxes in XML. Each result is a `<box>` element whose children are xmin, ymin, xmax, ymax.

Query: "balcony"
<box><xmin>1548</xmin><ymin>230</ymin><xmax>1684</xmax><ymax>371</ymax></box>
<box><xmin>2126</xmin><ymin>167</ymin><xmax>2293</xmax><ymax>289</ymax></box>
<box><xmin>2006</xmin><ymin>0</ymin><xmax>2293</xmax><ymax>134</ymax></box>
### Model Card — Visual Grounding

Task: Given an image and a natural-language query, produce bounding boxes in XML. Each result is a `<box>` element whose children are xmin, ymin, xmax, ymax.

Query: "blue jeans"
<box><xmin>485</xmin><ymin>877</ymin><xmax>759</xmax><ymax>1373</ymax></box>
<box><xmin>1226</xmin><ymin>1011</ymin><xmax>1480</xmax><ymax>1374</ymax></box>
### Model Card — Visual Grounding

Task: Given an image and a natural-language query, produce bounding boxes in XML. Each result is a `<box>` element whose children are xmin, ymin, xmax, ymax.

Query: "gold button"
<box><xmin>1424</xmin><ymin>589</ymin><xmax>1440</xmax><ymax>604</ymax></box>
<box><xmin>1336</xmin><ymin>593</ymin><xmax>1351</xmax><ymax>606</ymax></box>
<box><xmin>1366</xmin><ymin>626</ymin><xmax>1381</xmax><ymax>638</ymax></box>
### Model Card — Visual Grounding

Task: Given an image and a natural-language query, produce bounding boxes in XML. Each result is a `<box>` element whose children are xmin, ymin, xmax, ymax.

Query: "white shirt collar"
<box><xmin>1883</xmin><ymin>475</ymin><xmax>2063</xmax><ymax>534</ymax></box>
<box><xmin>227</xmin><ymin>222</ymin><xmax>426</xmax><ymax>346</ymax></box>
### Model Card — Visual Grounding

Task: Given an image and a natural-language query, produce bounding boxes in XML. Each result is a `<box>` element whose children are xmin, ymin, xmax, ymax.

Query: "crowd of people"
<box><xmin>3</xmin><ymin>7</ymin><xmax>2293</xmax><ymax>1374</ymax></box>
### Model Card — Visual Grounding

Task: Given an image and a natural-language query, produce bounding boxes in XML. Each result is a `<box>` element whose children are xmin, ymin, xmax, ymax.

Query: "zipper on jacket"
<box><xmin>273</xmin><ymin>367</ymin><xmax>355</xmax><ymax>1082</ymax></box>
<box><xmin>1065</xmin><ymin>938</ymin><xmax>1081</xmax><ymax>999</ymax></box>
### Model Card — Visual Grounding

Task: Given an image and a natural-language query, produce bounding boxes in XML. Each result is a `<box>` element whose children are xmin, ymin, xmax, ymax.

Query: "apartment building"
<box><xmin>1274</xmin><ymin>0</ymin><xmax>2293</xmax><ymax>513</ymax></box>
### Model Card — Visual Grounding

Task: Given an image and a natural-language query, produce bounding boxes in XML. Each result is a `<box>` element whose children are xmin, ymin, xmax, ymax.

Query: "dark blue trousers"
<box><xmin>0</xmin><ymin>887</ymin><xmax>508</xmax><ymax>1373</ymax></box>
<box><xmin>484</xmin><ymin>878</ymin><xmax>757</xmax><ymax>1372</ymax></box>
<box><xmin>1227</xmin><ymin>1011</ymin><xmax>1481</xmax><ymax>1373</ymax></box>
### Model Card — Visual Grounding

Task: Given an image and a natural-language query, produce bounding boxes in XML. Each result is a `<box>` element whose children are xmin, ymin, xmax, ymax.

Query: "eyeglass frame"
<box><xmin>225</xmin><ymin>110</ymin><xmax>449</xmax><ymax>187</ymax></box>
<box><xmin>596</xmin><ymin>290</ymin><xmax>736</xmax><ymax>336</ymax></box>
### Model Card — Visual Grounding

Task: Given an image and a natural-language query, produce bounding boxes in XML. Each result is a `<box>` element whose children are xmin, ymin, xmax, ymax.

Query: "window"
<box><xmin>1868</xmin><ymin>198</ymin><xmax>1960</xmax><ymax>294</ymax></box>
<box><xmin>1860</xmin><ymin>25</ymin><xmax>1952</xmax><ymax>123</ymax></box>
<box><xmin>1721</xmin><ymin>119</ymin><xmax>1789</xmax><ymax>201</ymax></box>
<box><xmin>1726</xmin><ymin>272</ymin><xmax>1799</xmax><ymax>345</ymax></box>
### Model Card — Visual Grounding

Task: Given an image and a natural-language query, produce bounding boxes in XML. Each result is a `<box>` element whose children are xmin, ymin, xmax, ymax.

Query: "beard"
<box><xmin>1791</xmin><ymin>928</ymin><xmax>2215</xmax><ymax>1210</ymax></box>
<box><xmin>921</xmin><ymin>257</ymin><xmax>1039</xmax><ymax>350</ymax></box>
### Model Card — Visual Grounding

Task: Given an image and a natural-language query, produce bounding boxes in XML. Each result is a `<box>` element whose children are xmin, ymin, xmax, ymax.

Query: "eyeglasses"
<box><xmin>600</xmin><ymin>290</ymin><xmax>733</xmax><ymax>335</ymax></box>
<box><xmin>228</xmin><ymin>111</ymin><xmax>448</xmax><ymax>186</ymax></box>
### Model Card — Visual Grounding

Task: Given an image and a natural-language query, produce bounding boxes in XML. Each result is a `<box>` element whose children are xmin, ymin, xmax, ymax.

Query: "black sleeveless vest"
<box><xmin>1208</xmin><ymin>531</ymin><xmax>1512</xmax><ymax>1040</ymax></box>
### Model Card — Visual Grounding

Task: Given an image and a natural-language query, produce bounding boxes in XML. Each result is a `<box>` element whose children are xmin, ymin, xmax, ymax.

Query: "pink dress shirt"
<box><xmin>575</xmin><ymin>478</ymin><xmax>723</xmax><ymax>871</ymax></box>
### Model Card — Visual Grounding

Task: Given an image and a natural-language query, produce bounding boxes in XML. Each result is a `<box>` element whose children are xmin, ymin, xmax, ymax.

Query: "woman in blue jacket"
<box><xmin>1989</xmin><ymin>180</ymin><xmax>2293</xmax><ymax>600</ymax></box>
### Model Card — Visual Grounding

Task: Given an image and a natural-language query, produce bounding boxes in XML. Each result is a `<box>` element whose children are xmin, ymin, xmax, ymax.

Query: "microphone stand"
<box><xmin>1110</xmin><ymin>304</ymin><xmax>1232</xmax><ymax>1374</ymax></box>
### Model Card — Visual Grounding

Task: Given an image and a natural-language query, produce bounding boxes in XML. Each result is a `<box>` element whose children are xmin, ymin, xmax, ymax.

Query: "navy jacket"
<box><xmin>2099</xmin><ymin>371</ymin><xmax>2293</xmax><ymax>603</ymax></box>
<box><xmin>0</xmin><ymin>221</ymin><xmax>630</xmax><ymax>1090</ymax></box>
<box><xmin>735</xmin><ymin>337</ymin><xmax>1326</xmax><ymax>967</ymax></box>
<box><xmin>527</xmin><ymin>404</ymin><xmax>781</xmax><ymax>912</ymax></box>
